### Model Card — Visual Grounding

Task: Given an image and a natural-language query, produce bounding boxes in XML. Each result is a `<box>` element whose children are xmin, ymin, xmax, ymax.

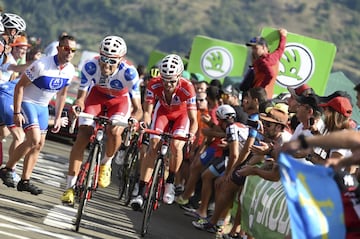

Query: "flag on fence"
<box><xmin>278</xmin><ymin>153</ymin><xmax>346</xmax><ymax>239</ymax></box>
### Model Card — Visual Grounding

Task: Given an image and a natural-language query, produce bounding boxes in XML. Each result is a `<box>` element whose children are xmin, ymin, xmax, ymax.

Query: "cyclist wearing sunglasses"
<box><xmin>61</xmin><ymin>35</ymin><xmax>143</xmax><ymax>205</ymax></box>
<box><xmin>130</xmin><ymin>54</ymin><xmax>198</xmax><ymax>209</ymax></box>
<box><xmin>0</xmin><ymin>35</ymin><xmax>76</xmax><ymax>195</ymax></box>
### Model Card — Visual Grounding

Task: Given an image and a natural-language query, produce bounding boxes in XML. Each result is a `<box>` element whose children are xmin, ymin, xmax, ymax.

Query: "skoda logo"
<box><xmin>277</xmin><ymin>43</ymin><xmax>315</xmax><ymax>88</ymax></box>
<box><xmin>200</xmin><ymin>47</ymin><xmax>233</xmax><ymax>79</ymax></box>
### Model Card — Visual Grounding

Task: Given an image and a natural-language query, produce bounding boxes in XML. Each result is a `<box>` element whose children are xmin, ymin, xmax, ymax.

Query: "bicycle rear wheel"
<box><xmin>141</xmin><ymin>157</ymin><xmax>162</xmax><ymax>237</ymax></box>
<box><xmin>74</xmin><ymin>143</ymin><xmax>99</xmax><ymax>232</ymax></box>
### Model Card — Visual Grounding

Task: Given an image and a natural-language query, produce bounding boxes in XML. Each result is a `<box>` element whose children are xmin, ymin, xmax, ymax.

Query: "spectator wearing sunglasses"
<box><xmin>61</xmin><ymin>36</ymin><xmax>143</xmax><ymax>205</ymax></box>
<box><xmin>246</xmin><ymin>28</ymin><xmax>287</xmax><ymax>99</ymax></box>
<box><xmin>0</xmin><ymin>35</ymin><xmax>76</xmax><ymax>195</ymax></box>
<box><xmin>221</xmin><ymin>84</ymin><xmax>248</xmax><ymax>124</ymax></box>
<box><xmin>44</xmin><ymin>31</ymin><xmax>68</xmax><ymax>56</ymax></box>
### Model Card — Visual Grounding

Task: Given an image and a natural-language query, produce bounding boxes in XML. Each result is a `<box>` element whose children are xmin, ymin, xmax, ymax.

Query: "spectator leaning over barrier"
<box><xmin>192</xmin><ymin>87</ymin><xmax>267</xmax><ymax>234</ymax></box>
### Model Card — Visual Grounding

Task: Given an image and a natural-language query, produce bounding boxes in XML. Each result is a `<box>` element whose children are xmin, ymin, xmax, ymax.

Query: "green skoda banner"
<box><xmin>147</xmin><ymin>50</ymin><xmax>167</xmax><ymax>68</ymax></box>
<box><xmin>261</xmin><ymin>27</ymin><xmax>337</xmax><ymax>96</ymax></box>
<box><xmin>187</xmin><ymin>35</ymin><xmax>248</xmax><ymax>83</ymax></box>
<box><xmin>147</xmin><ymin>50</ymin><xmax>189</xmax><ymax>72</ymax></box>
<box><xmin>240</xmin><ymin>175</ymin><xmax>290</xmax><ymax>238</ymax></box>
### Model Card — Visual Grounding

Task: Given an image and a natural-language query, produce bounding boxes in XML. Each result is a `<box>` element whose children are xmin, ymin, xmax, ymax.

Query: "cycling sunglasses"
<box><xmin>61</xmin><ymin>45</ymin><xmax>76</xmax><ymax>53</ymax></box>
<box><xmin>100</xmin><ymin>55</ymin><xmax>119</xmax><ymax>65</ymax></box>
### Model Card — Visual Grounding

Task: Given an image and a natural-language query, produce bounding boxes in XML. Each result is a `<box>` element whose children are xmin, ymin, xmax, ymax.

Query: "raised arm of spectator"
<box><xmin>282</xmin><ymin>129</ymin><xmax>360</xmax><ymax>153</ymax></box>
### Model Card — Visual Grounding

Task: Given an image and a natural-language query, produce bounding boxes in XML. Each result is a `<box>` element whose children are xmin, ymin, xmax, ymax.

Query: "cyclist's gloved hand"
<box><xmin>128</xmin><ymin>117</ymin><xmax>138</xmax><ymax>125</ymax></box>
<box><xmin>187</xmin><ymin>132</ymin><xmax>196</xmax><ymax>144</ymax></box>
<box><xmin>71</xmin><ymin>105</ymin><xmax>82</xmax><ymax>117</ymax></box>
<box><xmin>139</xmin><ymin>121</ymin><xmax>148</xmax><ymax>129</ymax></box>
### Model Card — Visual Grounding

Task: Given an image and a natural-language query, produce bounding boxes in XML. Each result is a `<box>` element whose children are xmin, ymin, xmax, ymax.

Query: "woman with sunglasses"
<box><xmin>61</xmin><ymin>36</ymin><xmax>143</xmax><ymax>205</ymax></box>
<box><xmin>130</xmin><ymin>54</ymin><xmax>198</xmax><ymax>209</ymax></box>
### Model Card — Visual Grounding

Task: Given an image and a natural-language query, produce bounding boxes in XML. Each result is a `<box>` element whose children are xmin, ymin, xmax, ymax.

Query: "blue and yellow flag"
<box><xmin>278</xmin><ymin>153</ymin><xmax>346</xmax><ymax>239</ymax></box>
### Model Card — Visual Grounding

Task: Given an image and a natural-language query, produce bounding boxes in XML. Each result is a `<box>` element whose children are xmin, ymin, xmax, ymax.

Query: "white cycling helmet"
<box><xmin>2</xmin><ymin>13</ymin><xmax>26</xmax><ymax>32</ymax></box>
<box><xmin>216</xmin><ymin>104</ymin><xmax>236</xmax><ymax>120</ymax></box>
<box><xmin>100</xmin><ymin>36</ymin><xmax>127</xmax><ymax>57</ymax></box>
<box><xmin>160</xmin><ymin>54</ymin><xmax>184</xmax><ymax>78</ymax></box>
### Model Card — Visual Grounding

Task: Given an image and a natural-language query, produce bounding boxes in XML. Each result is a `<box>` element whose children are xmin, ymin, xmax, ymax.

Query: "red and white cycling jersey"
<box><xmin>145</xmin><ymin>77</ymin><xmax>196</xmax><ymax>116</ymax></box>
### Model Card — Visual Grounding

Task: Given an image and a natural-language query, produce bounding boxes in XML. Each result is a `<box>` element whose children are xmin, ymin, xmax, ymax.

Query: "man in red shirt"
<box><xmin>130</xmin><ymin>54</ymin><xmax>198</xmax><ymax>210</ymax></box>
<box><xmin>246</xmin><ymin>28</ymin><xmax>287</xmax><ymax>98</ymax></box>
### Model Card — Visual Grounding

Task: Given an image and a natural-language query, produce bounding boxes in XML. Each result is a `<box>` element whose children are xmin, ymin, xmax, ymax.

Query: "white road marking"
<box><xmin>0</xmin><ymin>214</ymin><xmax>90</xmax><ymax>239</ymax></box>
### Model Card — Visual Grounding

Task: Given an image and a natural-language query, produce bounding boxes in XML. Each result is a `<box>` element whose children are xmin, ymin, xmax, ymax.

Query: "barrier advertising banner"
<box><xmin>240</xmin><ymin>175</ymin><xmax>290</xmax><ymax>238</ymax></box>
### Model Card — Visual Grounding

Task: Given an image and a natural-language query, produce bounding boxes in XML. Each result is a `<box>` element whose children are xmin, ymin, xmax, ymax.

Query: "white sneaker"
<box><xmin>132</xmin><ymin>182</ymin><xmax>139</xmax><ymax>196</ymax></box>
<box><xmin>130</xmin><ymin>195</ymin><xmax>143</xmax><ymax>211</ymax></box>
<box><xmin>163</xmin><ymin>183</ymin><xmax>175</xmax><ymax>204</ymax></box>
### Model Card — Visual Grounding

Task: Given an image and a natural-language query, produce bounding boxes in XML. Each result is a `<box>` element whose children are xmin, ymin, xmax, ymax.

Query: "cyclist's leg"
<box><xmin>66</xmin><ymin>92</ymin><xmax>102</xmax><ymax>189</ymax></box>
<box><xmin>68</xmin><ymin>125</ymin><xmax>93</xmax><ymax>180</ymax></box>
<box><xmin>130</xmin><ymin>111</ymin><xmax>165</xmax><ymax>209</ymax></box>
<box><xmin>130</xmin><ymin>136</ymin><xmax>160</xmax><ymax>210</ymax></box>
<box><xmin>103</xmin><ymin>96</ymin><xmax>130</xmax><ymax>161</ymax></box>
<box><xmin>98</xmin><ymin>95</ymin><xmax>130</xmax><ymax>188</ymax></box>
<box><xmin>164</xmin><ymin>115</ymin><xmax>188</xmax><ymax>204</ymax></box>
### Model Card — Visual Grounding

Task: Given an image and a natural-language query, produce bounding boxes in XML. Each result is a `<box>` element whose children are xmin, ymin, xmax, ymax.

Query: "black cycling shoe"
<box><xmin>0</xmin><ymin>167</ymin><xmax>16</xmax><ymax>188</ymax></box>
<box><xmin>17</xmin><ymin>180</ymin><xmax>43</xmax><ymax>195</ymax></box>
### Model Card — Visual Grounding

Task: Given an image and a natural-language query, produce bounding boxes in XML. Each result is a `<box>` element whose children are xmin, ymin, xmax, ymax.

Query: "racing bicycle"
<box><xmin>69</xmin><ymin>110</ymin><xmax>128</xmax><ymax>232</ymax></box>
<box><xmin>117</xmin><ymin>122</ymin><xmax>144</xmax><ymax>206</ymax></box>
<box><xmin>140</xmin><ymin>127</ymin><xmax>189</xmax><ymax>237</ymax></box>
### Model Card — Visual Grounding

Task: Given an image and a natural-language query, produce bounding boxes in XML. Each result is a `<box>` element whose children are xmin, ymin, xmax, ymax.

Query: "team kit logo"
<box><xmin>277</xmin><ymin>43</ymin><xmax>315</xmax><ymax>88</ymax></box>
<box><xmin>200</xmin><ymin>47</ymin><xmax>233</xmax><ymax>80</ymax></box>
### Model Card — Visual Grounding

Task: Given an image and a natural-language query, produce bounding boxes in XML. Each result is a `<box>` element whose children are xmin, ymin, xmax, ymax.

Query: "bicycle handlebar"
<box><xmin>69</xmin><ymin>111</ymin><xmax>130</xmax><ymax>134</ymax></box>
<box><xmin>143</xmin><ymin>128</ymin><xmax>189</xmax><ymax>142</ymax></box>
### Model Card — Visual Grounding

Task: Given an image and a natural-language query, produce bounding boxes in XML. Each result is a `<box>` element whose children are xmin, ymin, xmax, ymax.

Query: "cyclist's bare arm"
<box><xmin>187</xmin><ymin>108</ymin><xmax>198</xmax><ymax>137</ymax></box>
<box><xmin>142</xmin><ymin>101</ymin><xmax>154</xmax><ymax>127</ymax></box>
<box><xmin>52</xmin><ymin>86</ymin><xmax>69</xmax><ymax>133</ymax></box>
<box><xmin>55</xmin><ymin>87</ymin><xmax>68</xmax><ymax>119</ymax></box>
<box><xmin>130</xmin><ymin>97</ymin><xmax>143</xmax><ymax>122</ymax></box>
<box><xmin>73</xmin><ymin>89</ymin><xmax>87</xmax><ymax>113</ymax></box>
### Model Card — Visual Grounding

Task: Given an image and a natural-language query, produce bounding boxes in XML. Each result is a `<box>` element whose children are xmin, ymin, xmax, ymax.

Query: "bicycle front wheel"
<box><xmin>74</xmin><ymin>143</ymin><xmax>100</xmax><ymax>232</ymax></box>
<box><xmin>124</xmin><ymin>150</ymin><xmax>139</xmax><ymax>206</ymax></box>
<box><xmin>141</xmin><ymin>157</ymin><xmax>162</xmax><ymax>237</ymax></box>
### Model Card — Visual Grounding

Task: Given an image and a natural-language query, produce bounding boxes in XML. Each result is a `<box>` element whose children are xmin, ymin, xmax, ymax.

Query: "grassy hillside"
<box><xmin>1</xmin><ymin>0</ymin><xmax>360</xmax><ymax>83</ymax></box>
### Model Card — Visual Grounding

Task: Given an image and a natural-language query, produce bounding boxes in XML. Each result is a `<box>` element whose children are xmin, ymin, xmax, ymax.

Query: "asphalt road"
<box><xmin>0</xmin><ymin>135</ymin><xmax>217</xmax><ymax>239</ymax></box>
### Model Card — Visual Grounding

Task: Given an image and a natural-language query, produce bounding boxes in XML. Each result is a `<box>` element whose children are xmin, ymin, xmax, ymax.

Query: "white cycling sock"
<box><xmin>101</xmin><ymin>155</ymin><xmax>113</xmax><ymax>166</ymax></box>
<box><xmin>66</xmin><ymin>175</ymin><xmax>77</xmax><ymax>189</ymax></box>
